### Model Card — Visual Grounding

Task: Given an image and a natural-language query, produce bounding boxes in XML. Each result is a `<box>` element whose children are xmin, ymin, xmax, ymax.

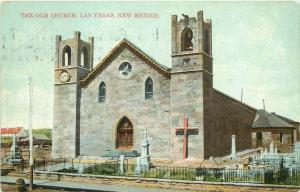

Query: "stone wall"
<box><xmin>170</xmin><ymin>71</ymin><xmax>205</xmax><ymax>160</ymax></box>
<box><xmin>79</xmin><ymin>48</ymin><xmax>171</xmax><ymax>158</ymax></box>
<box><xmin>252</xmin><ymin>129</ymin><xmax>294</xmax><ymax>153</ymax></box>
<box><xmin>213</xmin><ymin>90</ymin><xmax>256</xmax><ymax>157</ymax></box>
<box><xmin>52</xmin><ymin>84</ymin><xmax>79</xmax><ymax>158</ymax></box>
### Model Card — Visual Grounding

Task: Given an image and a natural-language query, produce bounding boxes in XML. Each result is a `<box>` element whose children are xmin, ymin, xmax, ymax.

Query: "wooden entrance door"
<box><xmin>116</xmin><ymin>117</ymin><xmax>133</xmax><ymax>149</ymax></box>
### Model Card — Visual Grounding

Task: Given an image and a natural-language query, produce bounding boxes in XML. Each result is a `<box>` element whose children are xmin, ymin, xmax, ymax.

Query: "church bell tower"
<box><xmin>171</xmin><ymin>11</ymin><xmax>214</xmax><ymax>159</ymax></box>
<box><xmin>52</xmin><ymin>31</ymin><xmax>94</xmax><ymax>158</ymax></box>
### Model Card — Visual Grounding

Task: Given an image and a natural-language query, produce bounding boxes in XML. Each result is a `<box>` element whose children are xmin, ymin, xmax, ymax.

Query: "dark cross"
<box><xmin>175</xmin><ymin>116</ymin><xmax>198</xmax><ymax>159</ymax></box>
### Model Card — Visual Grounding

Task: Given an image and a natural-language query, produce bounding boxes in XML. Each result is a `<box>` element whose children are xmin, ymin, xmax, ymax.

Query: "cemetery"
<box><xmin>2</xmin><ymin>129</ymin><xmax>298</xmax><ymax>187</ymax></box>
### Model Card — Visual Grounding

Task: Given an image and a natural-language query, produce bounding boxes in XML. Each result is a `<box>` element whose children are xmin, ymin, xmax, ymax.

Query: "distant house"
<box><xmin>17</xmin><ymin>133</ymin><xmax>52</xmax><ymax>146</ymax></box>
<box><xmin>252</xmin><ymin>110</ymin><xmax>299</xmax><ymax>153</ymax></box>
<box><xmin>0</xmin><ymin>127</ymin><xmax>27</xmax><ymax>138</ymax></box>
<box><xmin>0</xmin><ymin>127</ymin><xmax>27</xmax><ymax>148</ymax></box>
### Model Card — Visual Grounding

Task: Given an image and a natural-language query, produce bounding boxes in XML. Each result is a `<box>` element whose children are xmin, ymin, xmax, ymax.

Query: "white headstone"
<box><xmin>10</xmin><ymin>134</ymin><xmax>16</xmax><ymax>158</ymax></box>
<box><xmin>134</xmin><ymin>157</ymin><xmax>141</xmax><ymax>175</ymax></box>
<box><xmin>269</xmin><ymin>141</ymin><xmax>274</xmax><ymax>154</ymax></box>
<box><xmin>231</xmin><ymin>135</ymin><xmax>237</xmax><ymax>159</ymax></box>
<box><xmin>140</xmin><ymin>129</ymin><xmax>150</xmax><ymax>170</ymax></box>
<box><xmin>118</xmin><ymin>155</ymin><xmax>124</xmax><ymax>174</ymax></box>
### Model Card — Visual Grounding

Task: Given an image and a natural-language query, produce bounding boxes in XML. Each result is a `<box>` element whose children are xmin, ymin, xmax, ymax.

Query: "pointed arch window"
<box><xmin>63</xmin><ymin>45</ymin><xmax>71</xmax><ymax>66</ymax></box>
<box><xmin>145</xmin><ymin>77</ymin><xmax>153</xmax><ymax>100</ymax></box>
<box><xmin>81</xmin><ymin>47</ymin><xmax>88</xmax><ymax>67</ymax></box>
<box><xmin>181</xmin><ymin>27</ymin><xmax>193</xmax><ymax>51</ymax></box>
<box><xmin>98</xmin><ymin>82</ymin><xmax>106</xmax><ymax>103</ymax></box>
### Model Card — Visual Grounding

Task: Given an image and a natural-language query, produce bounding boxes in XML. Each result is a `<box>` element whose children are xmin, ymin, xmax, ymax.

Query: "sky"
<box><xmin>0</xmin><ymin>1</ymin><xmax>300</xmax><ymax>129</ymax></box>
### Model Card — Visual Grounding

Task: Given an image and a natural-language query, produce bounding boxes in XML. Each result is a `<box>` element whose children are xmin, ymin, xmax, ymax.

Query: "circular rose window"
<box><xmin>119</xmin><ymin>62</ymin><xmax>132</xmax><ymax>77</ymax></box>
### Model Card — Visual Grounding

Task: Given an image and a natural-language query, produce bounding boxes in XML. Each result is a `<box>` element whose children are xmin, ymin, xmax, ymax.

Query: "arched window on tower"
<box><xmin>63</xmin><ymin>45</ymin><xmax>71</xmax><ymax>66</ymax></box>
<box><xmin>181</xmin><ymin>28</ymin><xmax>193</xmax><ymax>51</ymax></box>
<box><xmin>81</xmin><ymin>47</ymin><xmax>88</xmax><ymax>67</ymax></box>
<box><xmin>98</xmin><ymin>82</ymin><xmax>106</xmax><ymax>103</ymax></box>
<box><xmin>145</xmin><ymin>77</ymin><xmax>153</xmax><ymax>100</ymax></box>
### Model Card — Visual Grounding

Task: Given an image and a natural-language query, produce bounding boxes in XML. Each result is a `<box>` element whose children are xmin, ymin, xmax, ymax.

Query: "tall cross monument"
<box><xmin>175</xmin><ymin>117</ymin><xmax>198</xmax><ymax>159</ymax></box>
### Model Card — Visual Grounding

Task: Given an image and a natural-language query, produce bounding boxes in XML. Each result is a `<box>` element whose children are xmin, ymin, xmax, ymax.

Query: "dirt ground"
<box><xmin>0</xmin><ymin>184</ymin><xmax>71</xmax><ymax>192</ymax></box>
<box><xmin>106</xmin><ymin>180</ymin><xmax>300</xmax><ymax>192</ymax></box>
<box><xmin>1</xmin><ymin>183</ymin><xmax>299</xmax><ymax>192</ymax></box>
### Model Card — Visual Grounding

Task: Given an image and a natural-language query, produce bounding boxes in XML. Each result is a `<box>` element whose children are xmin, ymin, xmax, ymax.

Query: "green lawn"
<box><xmin>32</xmin><ymin>128</ymin><xmax>52</xmax><ymax>139</ymax></box>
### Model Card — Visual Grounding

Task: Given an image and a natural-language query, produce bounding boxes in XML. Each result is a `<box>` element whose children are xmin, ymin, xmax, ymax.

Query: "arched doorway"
<box><xmin>116</xmin><ymin>117</ymin><xmax>133</xmax><ymax>149</ymax></box>
<box><xmin>256</xmin><ymin>132</ymin><xmax>262</xmax><ymax>147</ymax></box>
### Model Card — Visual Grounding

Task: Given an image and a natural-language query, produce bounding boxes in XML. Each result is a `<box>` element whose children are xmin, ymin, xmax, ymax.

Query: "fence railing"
<box><xmin>31</xmin><ymin>158</ymin><xmax>300</xmax><ymax>185</ymax></box>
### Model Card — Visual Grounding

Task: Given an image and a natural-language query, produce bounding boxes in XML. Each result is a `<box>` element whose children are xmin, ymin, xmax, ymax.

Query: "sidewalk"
<box><xmin>1</xmin><ymin>176</ymin><xmax>183</xmax><ymax>192</ymax></box>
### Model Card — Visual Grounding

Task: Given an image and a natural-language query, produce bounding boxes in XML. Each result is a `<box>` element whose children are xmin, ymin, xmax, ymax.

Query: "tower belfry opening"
<box><xmin>181</xmin><ymin>27</ymin><xmax>193</xmax><ymax>51</ymax></box>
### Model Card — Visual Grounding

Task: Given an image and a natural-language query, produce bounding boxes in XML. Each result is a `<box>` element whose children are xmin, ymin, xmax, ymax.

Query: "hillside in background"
<box><xmin>32</xmin><ymin>128</ymin><xmax>52</xmax><ymax>139</ymax></box>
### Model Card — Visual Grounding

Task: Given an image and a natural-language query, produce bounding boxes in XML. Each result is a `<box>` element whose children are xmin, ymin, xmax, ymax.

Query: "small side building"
<box><xmin>252</xmin><ymin>110</ymin><xmax>297</xmax><ymax>153</ymax></box>
<box><xmin>272</xmin><ymin>112</ymin><xmax>300</xmax><ymax>143</ymax></box>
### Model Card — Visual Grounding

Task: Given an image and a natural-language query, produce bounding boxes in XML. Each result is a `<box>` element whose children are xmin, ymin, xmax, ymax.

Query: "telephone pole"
<box><xmin>240</xmin><ymin>87</ymin><xmax>243</xmax><ymax>102</ymax></box>
<box><xmin>0</xmin><ymin>67</ymin><xmax>2</xmax><ymax>129</ymax></box>
<box><xmin>28</xmin><ymin>77</ymin><xmax>33</xmax><ymax>191</ymax></box>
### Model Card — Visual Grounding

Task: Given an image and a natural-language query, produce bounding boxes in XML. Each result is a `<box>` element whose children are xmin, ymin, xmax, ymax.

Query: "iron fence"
<box><xmin>31</xmin><ymin>159</ymin><xmax>300</xmax><ymax>185</ymax></box>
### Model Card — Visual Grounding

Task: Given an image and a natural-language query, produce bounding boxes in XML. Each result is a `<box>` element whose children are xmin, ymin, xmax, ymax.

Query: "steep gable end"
<box><xmin>80</xmin><ymin>39</ymin><xmax>171</xmax><ymax>86</ymax></box>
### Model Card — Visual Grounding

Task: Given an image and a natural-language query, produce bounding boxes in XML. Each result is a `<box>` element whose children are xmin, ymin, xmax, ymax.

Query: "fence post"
<box><xmin>43</xmin><ymin>157</ymin><xmax>46</xmax><ymax>171</ymax></box>
<box><xmin>21</xmin><ymin>158</ymin><xmax>24</xmax><ymax>171</ymax></box>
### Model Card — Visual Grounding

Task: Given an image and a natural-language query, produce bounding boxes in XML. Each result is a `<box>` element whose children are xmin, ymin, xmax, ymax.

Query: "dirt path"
<box><xmin>1</xmin><ymin>184</ymin><xmax>72</xmax><ymax>192</ymax></box>
<box><xmin>2</xmin><ymin>183</ymin><xmax>298</xmax><ymax>192</ymax></box>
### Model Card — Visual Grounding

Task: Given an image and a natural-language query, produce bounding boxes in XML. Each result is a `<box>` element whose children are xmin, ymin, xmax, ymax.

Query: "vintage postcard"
<box><xmin>1</xmin><ymin>1</ymin><xmax>300</xmax><ymax>191</ymax></box>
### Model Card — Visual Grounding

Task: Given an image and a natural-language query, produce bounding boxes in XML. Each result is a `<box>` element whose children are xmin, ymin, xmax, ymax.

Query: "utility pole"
<box><xmin>240</xmin><ymin>87</ymin><xmax>243</xmax><ymax>102</ymax></box>
<box><xmin>0</xmin><ymin>66</ymin><xmax>2</xmax><ymax>129</ymax></box>
<box><xmin>28</xmin><ymin>77</ymin><xmax>33</xmax><ymax>191</ymax></box>
<box><xmin>263</xmin><ymin>99</ymin><xmax>265</xmax><ymax>110</ymax></box>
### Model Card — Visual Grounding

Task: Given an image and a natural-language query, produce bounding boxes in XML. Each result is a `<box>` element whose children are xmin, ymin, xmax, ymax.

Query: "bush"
<box><xmin>58</xmin><ymin>167</ymin><xmax>78</xmax><ymax>173</ymax></box>
<box><xmin>82</xmin><ymin>163</ymin><xmax>118</xmax><ymax>175</ymax></box>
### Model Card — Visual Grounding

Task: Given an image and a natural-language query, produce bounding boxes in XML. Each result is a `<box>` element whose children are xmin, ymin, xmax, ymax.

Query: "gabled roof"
<box><xmin>213</xmin><ymin>89</ymin><xmax>256</xmax><ymax>112</ymax></box>
<box><xmin>271</xmin><ymin>112</ymin><xmax>298</xmax><ymax>124</ymax></box>
<box><xmin>0</xmin><ymin>127</ymin><xmax>23</xmax><ymax>135</ymax></box>
<box><xmin>80</xmin><ymin>39</ymin><xmax>171</xmax><ymax>86</ymax></box>
<box><xmin>252</xmin><ymin>109</ymin><xmax>294</xmax><ymax>128</ymax></box>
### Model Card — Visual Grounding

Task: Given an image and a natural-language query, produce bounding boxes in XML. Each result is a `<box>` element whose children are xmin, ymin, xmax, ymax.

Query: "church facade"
<box><xmin>52</xmin><ymin>11</ymin><xmax>258</xmax><ymax>160</ymax></box>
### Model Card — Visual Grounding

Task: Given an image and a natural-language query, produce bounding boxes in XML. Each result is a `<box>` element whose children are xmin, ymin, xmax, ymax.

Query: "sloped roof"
<box><xmin>0</xmin><ymin>127</ymin><xmax>22</xmax><ymax>135</ymax></box>
<box><xmin>252</xmin><ymin>109</ymin><xmax>294</xmax><ymax>128</ymax></box>
<box><xmin>213</xmin><ymin>89</ymin><xmax>256</xmax><ymax>112</ymax></box>
<box><xmin>271</xmin><ymin>113</ymin><xmax>298</xmax><ymax>124</ymax></box>
<box><xmin>33</xmin><ymin>133</ymin><xmax>50</xmax><ymax>140</ymax></box>
<box><xmin>80</xmin><ymin>39</ymin><xmax>171</xmax><ymax>86</ymax></box>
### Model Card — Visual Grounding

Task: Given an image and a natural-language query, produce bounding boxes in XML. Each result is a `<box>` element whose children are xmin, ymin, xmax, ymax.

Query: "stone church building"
<box><xmin>52</xmin><ymin>11</ymin><xmax>298</xmax><ymax>160</ymax></box>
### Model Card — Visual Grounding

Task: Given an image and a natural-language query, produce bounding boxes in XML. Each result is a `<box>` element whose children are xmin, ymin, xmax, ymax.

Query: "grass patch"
<box><xmin>83</xmin><ymin>163</ymin><xmax>119</xmax><ymax>175</ymax></box>
<box><xmin>32</xmin><ymin>128</ymin><xmax>52</xmax><ymax>139</ymax></box>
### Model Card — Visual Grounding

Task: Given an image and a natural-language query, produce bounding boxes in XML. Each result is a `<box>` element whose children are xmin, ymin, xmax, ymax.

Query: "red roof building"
<box><xmin>0</xmin><ymin>127</ymin><xmax>27</xmax><ymax>137</ymax></box>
